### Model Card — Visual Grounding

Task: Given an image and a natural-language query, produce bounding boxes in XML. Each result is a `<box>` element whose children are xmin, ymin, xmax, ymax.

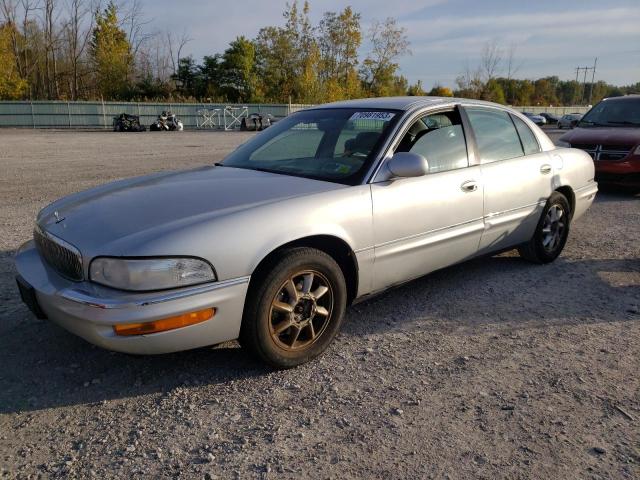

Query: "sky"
<box><xmin>139</xmin><ymin>0</ymin><xmax>640</xmax><ymax>89</ymax></box>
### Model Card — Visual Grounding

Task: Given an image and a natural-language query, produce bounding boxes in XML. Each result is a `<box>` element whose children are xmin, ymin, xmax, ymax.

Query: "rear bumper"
<box><xmin>573</xmin><ymin>181</ymin><xmax>598</xmax><ymax>221</ymax></box>
<box><xmin>14</xmin><ymin>240</ymin><xmax>249</xmax><ymax>354</ymax></box>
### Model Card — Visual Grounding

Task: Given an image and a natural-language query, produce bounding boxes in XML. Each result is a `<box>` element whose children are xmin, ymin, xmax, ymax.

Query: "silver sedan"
<box><xmin>15</xmin><ymin>97</ymin><xmax>598</xmax><ymax>367</ymax></box>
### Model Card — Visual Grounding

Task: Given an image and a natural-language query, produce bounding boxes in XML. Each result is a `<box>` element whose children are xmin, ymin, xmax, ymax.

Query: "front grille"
<box><xmin>34</xmin><ymin>227</ymin><xmax>83</xmax><ymax>281</ymax></box>
<box><xmin>570</xmin><ymin>143</ymin><xmax>633</xmax><ymax>162</ymax></box>
<box><xmin>571</xmin><ymin>144</ymin><xmax>597</xmax><ymax>150</ymax></box>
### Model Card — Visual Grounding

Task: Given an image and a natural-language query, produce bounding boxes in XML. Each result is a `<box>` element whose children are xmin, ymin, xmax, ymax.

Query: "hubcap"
<box><xmin>269</xmin><ymin>270</ymin><xmax>333</xmax><ymax>351</ymax></box>
<box><xmin>542</xmin><ymin>204</ymin><xmax>566</xmax><ymax>252</ymax></box>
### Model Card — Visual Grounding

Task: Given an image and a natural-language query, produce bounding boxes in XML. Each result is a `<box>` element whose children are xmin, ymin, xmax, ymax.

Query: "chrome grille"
<box><xmin>34</xmin><ymin>227</ymin><xmax>83</xmax><ymax>281</ymax></box>
<box><xmin>570</xmin><ymin>143</ymin><xmax>633</xmax><ymax>161</ymax></box>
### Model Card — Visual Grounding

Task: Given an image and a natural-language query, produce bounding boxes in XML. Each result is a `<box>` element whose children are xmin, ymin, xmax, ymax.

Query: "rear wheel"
<box><xmin>518</xmin><ymin>192</ymin><xmax>571</xmax><ymax>264</ymax></box>
<box><xmin>240</xmin><ymin>247</ymin><xmax>347</xmax><ymax>368</ymax></box>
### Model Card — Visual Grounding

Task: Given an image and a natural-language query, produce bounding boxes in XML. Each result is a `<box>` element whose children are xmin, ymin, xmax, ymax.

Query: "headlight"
<box><xmin>556</xmin><ymin>141</ymin><xmax>571</xmax><ymax>148</ymax></box>
<box><xmin>89</xmin><ymin>257</ymin><xmax>216</xmax><ymax>291</ymax></box>
<box><xmin>634</xmin><ymin>145</ymin><xmax>640</xmax><ymax>155</ymax></box>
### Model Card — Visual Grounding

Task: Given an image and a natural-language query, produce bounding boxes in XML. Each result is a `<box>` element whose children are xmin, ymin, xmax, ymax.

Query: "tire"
<box><xmin>239</xmin><ymin>247</ymin><xmax>347</xmax><ymax>368</ymax></box>
<box><xmin>518</xmin><ymin>192</ymin><xmax>571</xmax><ymax>264</ymax></box>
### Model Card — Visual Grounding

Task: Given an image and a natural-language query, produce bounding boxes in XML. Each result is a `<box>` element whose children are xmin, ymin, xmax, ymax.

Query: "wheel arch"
<box><xmin>555</xmin><ymin>185</ymin><xmax>575</xmax><ymax>217</ymax></box>
<box><xmin>249</xmin><ymin>235</ymin><xmax>359</xmax><ymax>305</ymax></box>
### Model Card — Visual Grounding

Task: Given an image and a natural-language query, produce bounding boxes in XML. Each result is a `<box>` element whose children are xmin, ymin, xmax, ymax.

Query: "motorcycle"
<box><xmin>240</xmin><ymin>113</ymin><xmax>274</xmax><ymax>131</ymax></box>
<box><xmin>113</xmin><ymin>113</ymin><xmax>146</xmax><ymax>132</ymax></box>
<box><xmin>150</xmin><ymin>111</ymin><xmax>184</xmax><ymax>131</ymax></box>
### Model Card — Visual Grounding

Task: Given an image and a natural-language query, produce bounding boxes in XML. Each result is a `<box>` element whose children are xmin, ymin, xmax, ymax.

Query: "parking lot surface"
<box><xmin>0</xmin><ymin>129</ymin><xmax>638</xmax><ymax>479</ymax></box>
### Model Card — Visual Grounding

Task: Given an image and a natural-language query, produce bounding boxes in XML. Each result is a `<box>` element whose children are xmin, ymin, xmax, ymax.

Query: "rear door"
<box><xmin>463</xmin><ymin>107</ymin><xmax>554</xmax><ymax>254</ymax></box>
<box><xmin>370</xmin><ymin>107</ymin><xmax>484</xmax><ymax>291</ymax></box>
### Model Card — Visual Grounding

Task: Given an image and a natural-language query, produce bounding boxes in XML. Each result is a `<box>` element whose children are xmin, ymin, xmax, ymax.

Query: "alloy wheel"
<box><xmin>268</xmin><ymin>270</ymin><xmax>333</xmax><ymax>351</ymax></box>
<box><xmin>542</xmin><ymin>204</ymin><xmax>566</xmax><ymax>252</ymax></box>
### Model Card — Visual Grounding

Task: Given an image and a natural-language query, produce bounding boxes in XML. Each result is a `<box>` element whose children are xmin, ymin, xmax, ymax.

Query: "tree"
<box><xmin>0</xmin><ymin>22</ymin><xmax>28</xmax><ymax>98</ymax></box>
<box><xmin>219</xmin><ymin>36</ymin><xmax>258</xmax><ymax>102</ymax></box>
<box><xmin>317</xmin><ymin>6</ymin><xmax>361</xmax><ymax>99</ymax></box>
<box><xmin>173</xmin><ymin>55</ymin><xmax>198</xmax><ymax>97</ymax></box>
<box><xmin>90</xmin><ymin>2</ymin><xmax>133</xmax><ymax>99</ymax></box>
<box><xmin>455</xmin><ymin>63</ymin><xmax>483</xmax><ymax>99</ymax></box>
<box><xmin>428</xmin><ymin>85</ymin><xmax>453</xmax><ymax>97</ymax></box>
<box><xmin>532</xmin><ymin>77</ymin><xmax>558</xmax><ymax>105</ymax></box>
<box><xmin>480</xmin><ymin>39</ymin><xmax>502</xmax><ymax>82</ymax></box>
<box><xmin>43</xmin><ymin>0</ymin><xmax>61</xmax><ymax>99</ymax></box>
<box><xmin>504</xmin><ymin>42</ymin><xmax>522</xmax><ymax>104</ymax></box>
<box><xmin>198</xmin><ymin>54</ymin><xmax>223</xmax><ymax>100</ymax></box>
<box><xmin>360</xmin><ymin>17</ymin><xmax>410</xmax><ymax>96</ymax></box>
<box><xmin>482</xmin><ymin>78</ymin><xmax>505</xmax><ymax>103</ymax></box>
<box><xmin>63</xmin><ymin>0</ymin><xmax>94</xmax><ymax>99</ymax></box>
<box><xmin>407</xmin><ymin>80</ymin><xmax>426</xmax><ymax>96</ymax></box>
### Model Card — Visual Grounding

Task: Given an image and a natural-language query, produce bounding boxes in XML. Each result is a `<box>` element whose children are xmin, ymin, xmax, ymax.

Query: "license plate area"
<box><xmin>16</xmin><ymin>275</ymin><xmax>47</xmax><ymax>319</ymax></box>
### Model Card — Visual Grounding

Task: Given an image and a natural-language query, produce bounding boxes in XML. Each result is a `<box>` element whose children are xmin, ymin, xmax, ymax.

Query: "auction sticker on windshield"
<box><xmin>349</xmin><ymin>112</ymin><xmax>396</xmax><ymax>121</ymax></box>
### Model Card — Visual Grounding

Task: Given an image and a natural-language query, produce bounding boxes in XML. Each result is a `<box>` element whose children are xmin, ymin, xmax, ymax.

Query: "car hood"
<box><xmin>37</xmin><ymin>166</ymin><xmax>345</xmax><ymax>254</ymax></box>
<box><xmin>560</xmin><ymin>127</ymin><xmax>640</xmax><ymax>146</ymax></box>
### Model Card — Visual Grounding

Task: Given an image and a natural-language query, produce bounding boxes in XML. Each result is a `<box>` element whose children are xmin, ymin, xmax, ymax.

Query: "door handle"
<box><xmin>540</xmin><ymin>164</ymin><xmax>552</xmax><ymax>174</ymax></box>
<box><xmin>460</xmin><ymin>180</ymin><xmax>478</xmax><ymax>192</ymax></box>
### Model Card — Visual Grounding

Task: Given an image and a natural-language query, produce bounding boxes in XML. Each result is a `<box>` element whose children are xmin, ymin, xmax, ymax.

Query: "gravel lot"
<box><xmin>0</xmin><ymin>129</ymin><xmax>639</xmax><ymax>479</ymax></box>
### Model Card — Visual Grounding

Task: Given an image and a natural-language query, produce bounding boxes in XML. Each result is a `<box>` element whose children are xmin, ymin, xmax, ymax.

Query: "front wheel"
<box><xmin>518</xmin><ymin>192</ymin><xmax>571</xmax><ymax>264</ymax></box>
<box><xmin>240</xmin><ymin>247</ymin><xmax>347</xmax><ymax>368</ymax></box>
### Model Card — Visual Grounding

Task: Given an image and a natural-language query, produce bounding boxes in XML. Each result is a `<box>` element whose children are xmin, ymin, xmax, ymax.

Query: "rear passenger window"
<box><xmin>466</xmin><ymin>108</ymin><xmax>524</xmax><ymax>163</ymax></box>
<box><xmin>511</xmin><ymin>115</ymin><xmax>540</xmax><ymax>155</ymax></box>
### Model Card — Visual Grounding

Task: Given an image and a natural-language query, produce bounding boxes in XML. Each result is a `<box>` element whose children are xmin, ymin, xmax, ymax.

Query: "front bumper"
<box><xmin>595</xmin><ymin>157</ymin><xmax>640</xmax><ymax>187</ymax></box>
<box><xmin>14</xmin><ymin>241</ymin><xmax>249</xmax><ymax>354</ymax></box>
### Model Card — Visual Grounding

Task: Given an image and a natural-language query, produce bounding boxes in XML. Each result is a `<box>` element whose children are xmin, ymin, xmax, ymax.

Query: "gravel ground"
<box><xmin>0</xmin><ymin>129</ymin><xmax>639</xmax><ymax>479</ymax></box>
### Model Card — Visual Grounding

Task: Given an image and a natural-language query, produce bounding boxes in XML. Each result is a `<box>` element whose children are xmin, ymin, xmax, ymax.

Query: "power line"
<box><xmin>574</xmin><ymin>58</ymin><xmax>597</xmax><ymax>105</ymax></box>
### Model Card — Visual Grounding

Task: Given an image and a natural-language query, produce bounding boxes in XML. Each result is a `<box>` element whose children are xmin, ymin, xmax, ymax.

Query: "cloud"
<box><xmin>137</xmin><ymin>0</ymin><xmax>640</xmax><ymax>87</ymax></box>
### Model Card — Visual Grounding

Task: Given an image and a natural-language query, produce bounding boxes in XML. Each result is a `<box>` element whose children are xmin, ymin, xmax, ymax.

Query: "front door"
<box><xmin>370</xmin><ymin>108</ymin><xmax>484</xmax><ymax>291</ymax></box>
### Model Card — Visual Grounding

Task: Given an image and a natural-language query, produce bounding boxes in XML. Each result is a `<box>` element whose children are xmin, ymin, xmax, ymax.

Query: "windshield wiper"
<box><xmin>579</xmin><ymin>120</ymin><xmax>613</xmax><ymax>127</ymax></box>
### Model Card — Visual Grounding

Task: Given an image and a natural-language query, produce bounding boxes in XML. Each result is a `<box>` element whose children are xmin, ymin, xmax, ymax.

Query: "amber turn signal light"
<box><xmin>113</xmin><ymin>308</ymin><xmax>215</xmax><ymax>336</ymax></box>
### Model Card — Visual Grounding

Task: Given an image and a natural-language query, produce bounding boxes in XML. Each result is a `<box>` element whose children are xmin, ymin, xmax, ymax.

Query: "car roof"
<box><xmin>602</xmin><ymin>94</ymin><xmax>640</xmax><ymax>102</ymax></box>
<box><xmin>308</xmin><ymin>96</ymin><xmax>506</xmax><ymax>112</ymax></box>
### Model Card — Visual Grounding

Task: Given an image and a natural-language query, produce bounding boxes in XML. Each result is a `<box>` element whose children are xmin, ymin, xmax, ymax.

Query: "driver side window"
<box><xmin>396</xmin><ymin>110</ymin><xmax>469</xmax><ymax>173</ymax></box>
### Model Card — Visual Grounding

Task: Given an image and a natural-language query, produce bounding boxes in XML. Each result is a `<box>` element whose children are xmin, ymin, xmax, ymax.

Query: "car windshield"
<box><xmin>219</xmin><ymin>108</ymin><xmax>400</xmax><ymax>184</ymax></box>
<box><xmin>578</xmin><ymin>98</ymin><xmax>640</xmax><ymax>128</ymax></box>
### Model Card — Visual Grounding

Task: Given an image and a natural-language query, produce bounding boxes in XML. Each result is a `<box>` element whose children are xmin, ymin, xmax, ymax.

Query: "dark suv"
<box><xmin>558</xmin><ymin>95</ymin><xmax>640</xmax><ymax>188</ymax></box>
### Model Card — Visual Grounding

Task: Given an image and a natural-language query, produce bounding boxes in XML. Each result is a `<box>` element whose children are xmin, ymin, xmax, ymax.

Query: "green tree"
<box><xmin>89</xmin><ymin>2</ymin><xmax>133</xmax><ymax>99</ymax></box>
<box><xmin>407</xmin><ymin>80</ymin><xmax>425</xmax><ymax>96</ymax></box>
<box><xmin>482</xmin><ymin>78</ymin><xmax>506</xmax><ymax>104</ymax></box>
<box><xmin>173</xmin><ymin>56</ymin><xmax>199</xmax><ymax>97</ymax></box>
<box><xmin>532</xmin><ymin>77</ymin><xmax>558</xmax><ymax>105</ymax></box>
<box><xmin>514</xmin><ymin>79</ymin><xmax>534</xmax><ymax>105</ymax></box>
<box><xmin>254</xmin><ymin>1</ymin><xmax>322</xmax><ymax>102</ymax></box>
<box><xmin>219</xmin><ymin>37</ymin><xmax>258</xmax><ymax>102</ymax></box>
<box><xmin>317</xmin><ymin>7</ymin><xmax>361</xmax><ymax>99</ymax></box>
<box><xmin>254</xmin><ymin>24</ymin><xmax>297</xmax><ymax>101</ymax></box>
<box><xmin>428</xmin><ymin>84</ymin><xmax>453</xmax><ymax>97</ymax></box>
<box><xmin>360</xmin><ymin>17</ymin><xmax>410</xmax><ymax>96</ymax></box>
<box><xmin>198</xmin><ymin>54</ymin><xmax>224</xmax><ymax>100</ymax></box>
<box><xmin>0</xmin><ymin>23</ymin><xmax>28</xmax><ymax>99</ymax></box>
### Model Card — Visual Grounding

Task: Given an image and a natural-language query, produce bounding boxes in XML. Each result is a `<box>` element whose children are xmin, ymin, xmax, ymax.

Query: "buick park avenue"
<box><xmin>15</xmin><ymin>97</ymin><xmax>598</xmax><ymax>367</ymax></box>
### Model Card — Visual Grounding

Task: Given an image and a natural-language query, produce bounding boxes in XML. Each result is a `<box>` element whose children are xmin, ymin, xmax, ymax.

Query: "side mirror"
<box><xmin>387</xmin><ymin>152</ymin><xmax>429</xmax><ymax>178</ymax></box>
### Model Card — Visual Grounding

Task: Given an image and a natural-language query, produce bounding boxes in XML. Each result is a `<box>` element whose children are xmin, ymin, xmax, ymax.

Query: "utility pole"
<box><xmin>588</xmin><ymin>57</ymin><xmax>598</xmax><ymax>105</ymax></box>
<box><xmin>574</xmin><ymin>63</ymin><xmax>596</xmax><ymax>105</ymax></box>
